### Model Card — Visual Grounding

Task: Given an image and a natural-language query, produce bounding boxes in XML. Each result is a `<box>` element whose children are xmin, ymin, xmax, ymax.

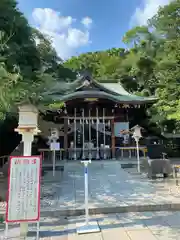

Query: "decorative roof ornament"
<box><xmin>79</xmin><ymin>69</ymin><xmax>92</xmax><ymax>82</ymax></box>
<box><xmin>83</xmin><ymin>79</ymin><xmax>90</xmax><ymax>87</ymax></box>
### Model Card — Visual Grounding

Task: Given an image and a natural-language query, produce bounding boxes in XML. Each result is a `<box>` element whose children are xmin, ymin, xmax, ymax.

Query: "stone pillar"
<box><xmin>111</xmin><ymin>118</ymin><xmax>115</xmax><ymax>159</ymax></box>
<box><xmin>64</xmin><ymin>118</ymin><xmax>68</xmax><ymax>159</ymax></box>
<box><xmin>15</xmin><ymin>104</ymin><xmax>40</xmax><ymax>238</ymax></box>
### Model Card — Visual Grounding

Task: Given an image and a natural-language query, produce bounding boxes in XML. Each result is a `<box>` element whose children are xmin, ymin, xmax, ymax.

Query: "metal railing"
<box><xmin>0</xmin><ymin>145</ymin><xmax>148</xmax><ymax>167</ymax></box>
<box><xmin>0</xmin><ymin>155</ymin><xmax>8</xmax><ymax>167</ymax></box>
<box><xmin>115</xmin><ymin>146</ymin><xmax>147</xmax><ymax>158</ymax></box>
<box><xmin>39</xmin><ymin>149</ymin><xmax>64</xmax><ymax>164</ymax></box>
<box><xmin>38</xmin><ymin>146</ymin><xmax>148</xmax><ymax>162</ymax></box>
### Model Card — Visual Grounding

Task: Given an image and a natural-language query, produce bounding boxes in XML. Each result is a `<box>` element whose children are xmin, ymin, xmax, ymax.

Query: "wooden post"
<box><xmin>64</xmin><ymin>117</ymin><xmax>68</xmax><ymax>159</ymax></box>
<box><xmin>111</xmin><ymin>118</ymin><xmax>115</xmax><ymax>159</ymax></box>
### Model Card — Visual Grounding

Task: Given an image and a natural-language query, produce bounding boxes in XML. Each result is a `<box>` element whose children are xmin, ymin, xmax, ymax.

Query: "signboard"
<box><xmin>50</xmin><ymin>142</ymin><xmax>60</xmax><ymax>151</ymax></box>
<box><xmin>84</xmin><ymin>98</ymin><xmax>98</xmax><ymax>102</ymax></box>
<box><xmin>114</xmin><ymin>122</ymin><xmax>129</xmax><ymax>137</ymax></box>
<box><xmin>6</xmin><ymin>156</ymin><xmax>41</xmax><ymax>223</ymax></box>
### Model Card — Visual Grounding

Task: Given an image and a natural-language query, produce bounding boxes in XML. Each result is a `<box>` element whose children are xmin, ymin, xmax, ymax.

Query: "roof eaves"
<box><xmin>50</xmin><ymin>90</ymin><xmax>156</xmax><ymax>104</ymax></box>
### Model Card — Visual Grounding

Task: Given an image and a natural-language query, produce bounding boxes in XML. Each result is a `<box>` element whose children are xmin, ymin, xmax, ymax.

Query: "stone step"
<box><xmin>1</xmin><ymin>203</ymin><xmax>180</xmax><ymax>220</ymax></box>
<box><xmin>39</xmin><ymin>203</ymin><xmax>180</xmax><ymax>217</ymax></box>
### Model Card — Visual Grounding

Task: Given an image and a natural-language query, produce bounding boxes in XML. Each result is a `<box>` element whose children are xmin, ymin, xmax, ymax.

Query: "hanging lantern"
<box><xmin>68</xmin><ymin>119</ymin><xmax>70</xmax><ymax>125</ymax></box>
<box><xmin>92</xmin><ymin>119</ymin><xmax>94</xmax><ymax>124</ymax></box>
<box><xmin>107</xmin><ymin>120</ymin><xmax>110</xmax><ymax>126</ymax></box>
<box><xmin>80</xmin><ymin>119</ymin><xmax>82</xmax><ymax>124</ymax></box>
<box><xmin>86</xmin><ymin>119</ymin><xmax>88</xmax><ymax>124</ymax></box>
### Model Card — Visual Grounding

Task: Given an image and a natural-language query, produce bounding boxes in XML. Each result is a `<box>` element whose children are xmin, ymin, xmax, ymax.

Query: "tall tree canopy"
<box><xmin>0</xmin><ymin>0</ymin><xmax>77</xmax><ymax>119</ymax></box>
<box><xmin>0</xmin><ymin>0</ymin><xmax>180</xmax><ymax>135</ymax></box>
<box><xmin>63</xmin><ymin>0</ymin><xmax>180</xmax><ymax>133</ymax></box>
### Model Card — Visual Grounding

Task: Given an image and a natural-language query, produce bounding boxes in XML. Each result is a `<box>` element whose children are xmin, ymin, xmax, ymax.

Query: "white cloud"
<box><xmin>81</xmin><ymin>17</ymin><xmax>93</xmax><ymax>28</ymax></box>
<box><xmin>131</xmin><ymin>0</ymin><xmax>173</xmax><ymax>26</ymax></box>
<box><xmin>32</xmin><ymin>8</ymin><xmax>92</xmax><ymax>59</ymax></box>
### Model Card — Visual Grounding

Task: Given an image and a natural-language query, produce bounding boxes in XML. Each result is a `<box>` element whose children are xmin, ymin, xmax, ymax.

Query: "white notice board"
<box><xmin>6</xmin><ymin>156</ymin><xmax>41</xmax><ymax>223</ymax></box>
<box><xmin>114</xmin><ymin>122</ymin><xmax>129</xmax><ymax>137</ymax></box>
<box><xmin>50</xmin><ymin>142</ymin><xmax>60</xmax><ymax>151</ymax></box>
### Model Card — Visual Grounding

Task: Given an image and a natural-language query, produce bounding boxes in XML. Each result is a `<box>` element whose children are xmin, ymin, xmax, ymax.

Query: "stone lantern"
<box><xmin>18</xmin><ymin>104</ymin><xmax>38</xmax><ymax>129</ymax></box>
<box><xmin>132</xmin><ymin>125</ymin><xmax>142</xmax><ymax>141</ymax></box>
<box><xmin>15</xmin><ymin>104</ymin><xmax>40</xmax><ymax>238</ymax></box>
<box><xmin>131</xmin><ymin>125</ymin><xmax>142</xmax><ymax>173</ymax></box>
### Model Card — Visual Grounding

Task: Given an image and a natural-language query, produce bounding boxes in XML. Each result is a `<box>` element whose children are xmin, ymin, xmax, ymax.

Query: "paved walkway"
<box><xmin>40</xmin><ymin>161</ymin><xmax>180</xmax><ymax>213</ymax></box>
<box><xmin>1</xmin><ymin>161</ymin><xmax>180</xmax><ymax>215</ymax></box>
<box><xmin>1</xmin><ymin>211</ymin><xmax>180</xmax><ymax>239</ymax></box>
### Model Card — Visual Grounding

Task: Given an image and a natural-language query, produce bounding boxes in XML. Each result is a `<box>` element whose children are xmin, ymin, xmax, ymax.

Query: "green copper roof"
<box><xmin>51</xmin><ymin>90</ymin><xmax>156</xmax><ymax>103</ymax></box>
<box><xmin>97</xmin><ymin>82</ymin><xmax>156</xmax><ymax>102</ymax></box>
<box><xmin>99</xmin><ymin>83</ymin><xmax>136</xmax><ymax>96</ymax></box>
<box><xmin>44</xmin><ymin>75</ymin><xmax>157</xmax><ymax>104</ymax></box>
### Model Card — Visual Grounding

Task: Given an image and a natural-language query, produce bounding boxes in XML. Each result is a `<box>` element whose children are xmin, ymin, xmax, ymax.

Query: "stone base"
<box><xmin>76</xmin><ymin>221</ymin><xmax>100</xmax><ymax>234</ymax></box>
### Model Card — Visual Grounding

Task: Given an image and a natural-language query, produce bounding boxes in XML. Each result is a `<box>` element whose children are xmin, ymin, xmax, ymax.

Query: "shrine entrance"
<box><xmin>67</xmin><ymin>106</ymin><xmax>112</xmax><ymax>160</ymax></box>
<box><xmin>39</xmin><ymin>73</ymin><xmax>155</xmax><ymax>161</ymax></box>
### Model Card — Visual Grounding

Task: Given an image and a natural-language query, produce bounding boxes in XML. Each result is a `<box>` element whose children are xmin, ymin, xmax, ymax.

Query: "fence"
<box><xmin>0</xmin><ymin>155</ymin><xmax>8</xmax><ymax>167</ymax></box>
<box><xmin>38</xmin><ymin>146</ymin><xmax>147</xmax><ymax>162</ymax></box>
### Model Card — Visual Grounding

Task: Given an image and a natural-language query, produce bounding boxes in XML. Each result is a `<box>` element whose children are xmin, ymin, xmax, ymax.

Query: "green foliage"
<box><xmin>122</xmin><ymin>26</ymin><xmax>150</xmax><ymax>45</ymax></box>
<box><xmin>63</xmin><ymin>48</ymin><xmax>128</xmax><ymax>82</ymax></box>
<box><xmin>0</xmin><ymin>0</ymin><xmax>74</xmax><ymax>119</ymax></box>
<box><xmin>149</xmin><ymin>0</ymin><xmax>180</xmax><ymax>39</ymax></box>
<box><xmin>63</xmin><ymin>0</ymin><xmax>180</xmax><ymax>133</ymax></box>
<box><xmin>0</xmin><ymin>0</ymin><xmax>40</xmax><ymax>73</ymax></box>
<box><xmin>47</xmin><ymin>101</ymin><xmax>65</xmax><ymax>110</ymax></box>
<box><xmin>0</xmin><ymin>0</ymin><xmax>180</xmax><ymax>135</ymax></box>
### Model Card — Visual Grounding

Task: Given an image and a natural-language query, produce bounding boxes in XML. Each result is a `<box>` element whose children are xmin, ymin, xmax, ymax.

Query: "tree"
<box><xmin>0</xmin><ymin>0</ymin><xmax>179</xmax><ymax>135</ymax></box>
<box><xmin>0</xmin><ymin>0</ymin><xmax>80</xmax><ymax>119</ymax></box>
<box><xmin>149</xmin><ymin>0</ymin><xmax>180</xmax><ymax>40</ymax></box>
<box><xmin>147</xmin><ymin>0</ymin><xmax>180</xmax><ymax>132</ymax></box>
<box><xmin>63</xmin><ymin>48</ymin><xmax>127</xmax><ymax>81</ymax></box>
<box><xmin>0</xmin><ymin>0</ymin><xmax>40</xmax><ymax>74</ymax></box>
<box><xmin>63</xmin><ymin>0</ymin><xmax>180</xmax><ymax>133</ymax></box>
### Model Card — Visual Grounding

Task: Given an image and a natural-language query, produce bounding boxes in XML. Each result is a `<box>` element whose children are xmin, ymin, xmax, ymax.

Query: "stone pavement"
<box><xmin>39</xmin><ymin>161</ymin><xmax>180</xmax><ymax>214</ymax></box>
<box><xmin>1</xmin><ymin>161</ymin><xmax>180</xmax><ymax>216</ymax></box>
<box><xmin>1</xmin><ymin>211</ymin><xmax>180</xmax><ymax>239</ymax></box>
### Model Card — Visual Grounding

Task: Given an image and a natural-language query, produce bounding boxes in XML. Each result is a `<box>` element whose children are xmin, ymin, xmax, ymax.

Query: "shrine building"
<box><xmin>38</xmin><ymin>73</ymin><xmax>156</xmax><ymax>161</ymax></box>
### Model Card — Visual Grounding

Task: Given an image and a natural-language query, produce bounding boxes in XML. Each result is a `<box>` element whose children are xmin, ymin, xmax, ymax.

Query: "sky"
<box><xmin>17</xmin><ymin>0</ymin><xmax>173</xmax><ymax>60</ymax></box>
